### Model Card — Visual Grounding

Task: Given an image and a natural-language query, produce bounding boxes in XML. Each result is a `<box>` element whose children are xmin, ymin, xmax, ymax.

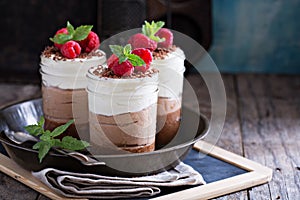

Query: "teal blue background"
<box><xmin>209</xmin><ymin>0</ymin><xmax>300</xmax><ymax>74</ymax></box>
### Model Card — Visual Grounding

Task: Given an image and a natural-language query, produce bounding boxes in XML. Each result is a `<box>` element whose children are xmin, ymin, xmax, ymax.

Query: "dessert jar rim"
<box><xmin>86</xmin><ymin>66</ymin><xmax>159</xmax><ymax>82</ymax></box>
<box><xmin>40</xmin><ymin>49</ymin><xmax>107</xmax><ymax>61</ymax></box>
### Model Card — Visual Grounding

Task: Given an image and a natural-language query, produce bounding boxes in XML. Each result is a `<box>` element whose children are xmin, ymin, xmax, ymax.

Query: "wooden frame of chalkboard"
<box><xmin>153</xmin><ymin>141</ymin><xmax>273</xmax><ymax>199</ymax></box>
<box><xmin>0</xmin><ymin>140</ymin><xmax>272</xmax><ymax>200</ymax></box>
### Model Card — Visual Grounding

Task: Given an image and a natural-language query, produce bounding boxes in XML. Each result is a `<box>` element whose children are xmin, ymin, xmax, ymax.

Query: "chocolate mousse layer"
<box><xmin>156</xmin><ymin>97</ymin><xmax>181</xmax><ymax>148</ymax></box>
<box><xmin>42</xmin><ymin>85</ymin><xmax>89</xmax><ymax>140</ymax></box>
<box><xmin>89</xmin><ymin>103</ymin><xmax>156</xmax><ymax>153</ymax></box>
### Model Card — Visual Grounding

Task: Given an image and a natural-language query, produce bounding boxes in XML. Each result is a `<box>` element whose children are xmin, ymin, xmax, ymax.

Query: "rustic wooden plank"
<box><xmin>214</xmin><ymin>75</ymin><xmax>248</xmax><ymax>200</ymax></box>
<box><xmin>236</xmin><ymin>74</ymin><xmax>300</xmax><ymax>199</ymax></box>
<box><xmin>185</xmin><ymin>74</ymin><xmax>244</xmax><ymax>154</ymax></box>
<box><xmin>0</xmin><ymin>171</ymin><xmax>38</xmax><ymax>200</ymax></box>
<box><xmin>0</xmin><ymin>84</ymin><xmax>41</xmax><ymax>108</ymax></box>
<box><xmin>185</xmin><ymin>74</ymin><xmax>248</xmax><ymax>199</ymax></box>
<box><xmin>216</xmin><ymin>75</ymin><xmax>244</xmax><ymax>155</ymax></box>
<box><xmin>0</xmin><ymin>153</ymin><xmax>84</xmax><ymax>200</ymax></box>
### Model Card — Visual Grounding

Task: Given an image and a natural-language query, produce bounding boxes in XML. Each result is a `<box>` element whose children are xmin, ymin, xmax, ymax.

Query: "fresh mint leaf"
<box><xmin>25</xmin><ymin>117</ymin><xmax>89</xmax><ymax>163</ymax></box>
<box><xmin>60</xmin><ymin>136</ymin><xmax>90</xmax><ymax>151</ymax></box>
<box><xmin>153</xmin><ymin>21</ymin><xmax>165</xmax><ymax>33</ymax></box>
<box><xmin>37</xmin><ymin>141</ymin><xmax>51</xmax><ymax>163</ymax></box>
<box><xmin>123</xmin><ymin>44</ymin><xmax>132</xmax><ymax>55</ymax></box>
<box><xmin>49</xmin><ymin>22</ymin><xmax>93</xmax><ymax>44</ymax></box>
<box><xmin>33</xmin><ymin>141</ymin><xmax>43</xmax><ymax>150</ymax></box>
<box><xmin>73</xmin><ymin>25</ymin><xmax>93</xmax><ymax>41</ymax></box>
<box><xmin>50</xmin><ymin>119</ymin><xmax>74</xmax><ymax>137</ymax></box>
<box><xmin>109</xmin><ymin>44</ymin><xmax>146</xmax><ymax>67</ymax></box>
<box><xmin>127</xmin><ymin>54</ymin><xmax>145</xmax><ymax>67</ymax></box>
<box><xmin>50</xmin><ymin>33</ymin><xmax>72</xmax><ymax>44</ymax></box>
<box><xmin>37</xmin><ymin>116</ymin><xmax>45</xmax><ymax>127</ymax></box>
<box><xmin>25</xmin><ymin>116</ymin><xmax>44</xmax><ymax>136</ymax></box>
<box><xmin>109</xmin><ymin>45</ymin><xmax>124</xmax><ymax>57</ymax></box>
<box><xmin>40</xmin><ymin>130</ymin><xmax>51</xmax><ymax>141</ymax></box>
<box><xmin>142</xmin><ymin>21</ymin><xmax>165</xmax><ymax>42</ymax></box>
<box><xmin>52</xmin><ymin>138</ymin><xmax>63</xmax><ymax>147</ymax></box>
<box><xmin>118</xmin><ymin>55</ymin><xmax>127</xmax><ymax>63</ymax></box>
<box><xmin>24</xmin><ymin>125</ymin><xmax>43</xmax><ymax>136</ymax></box>
<box><xmin>149</xmin><ymin>35</ymin><xmax>165</xmax><ymax>43</ymax></box>
<box><xmin>66</xmin><ymin>21</ymin><xmax>75</xmax><ymax>35</ymax></box>
<box><xmin>142</xmin><ymin>21</ymin><xmax>151</xmax><ymax>36</ymax></box>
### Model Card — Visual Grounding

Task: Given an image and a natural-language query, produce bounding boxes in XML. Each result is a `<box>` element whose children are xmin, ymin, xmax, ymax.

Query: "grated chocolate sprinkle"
<box><xmin>152</xmin><ymin>45</ymin><xmax>176</xmax><ymax>60</ymax></box>
<box><xmin>92</xmin><ymin>66</ymin><xmax>159</xmax><ymax>79</ymax></box>
<box><xmin>41</xmin><ymin>46</ymin><xmax>104</xmax><ymax>60</ymax></box>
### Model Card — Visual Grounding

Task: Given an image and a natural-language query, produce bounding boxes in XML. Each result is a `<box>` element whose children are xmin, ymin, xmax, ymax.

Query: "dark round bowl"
<box><xmin>0</xmin><ymin>99</ymin><xmax>208</xmax><ymax>177</ymax></box>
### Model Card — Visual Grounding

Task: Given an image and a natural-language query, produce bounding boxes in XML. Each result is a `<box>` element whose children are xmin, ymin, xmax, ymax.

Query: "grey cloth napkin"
<box><xmin>32</xmin><ymin>162</ymin><xmax>206</xmax><ymax>199</ymax></box>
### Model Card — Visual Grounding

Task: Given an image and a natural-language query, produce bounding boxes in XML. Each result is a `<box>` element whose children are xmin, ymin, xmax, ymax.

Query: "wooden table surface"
<box><xmin>0</xmin><ymin>74</ymin><xmax>299</xmax><ymax>200</ymax></box>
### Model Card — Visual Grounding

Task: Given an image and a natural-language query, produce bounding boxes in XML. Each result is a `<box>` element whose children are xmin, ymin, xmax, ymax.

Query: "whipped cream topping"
<box><xmin>87</xmin><ymin>66</ymin><xmax>159</xmax><ymax>116</ymax></box>
<box><xmin>151</xmin><ymin>47</ymin><xmax>185</xmax><ymax>98</ymax></box>
<box><xmin>40</xmin><ymin>49</ymin><xmax>106</xmax><ymax>89</ymax></box>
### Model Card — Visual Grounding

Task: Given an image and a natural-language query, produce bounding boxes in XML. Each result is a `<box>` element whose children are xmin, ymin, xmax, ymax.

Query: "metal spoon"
<box><xmin>4</xmin><ymin>130</ymin><xmax>39</xmax><ymax>144</ymax></box>
<box><xmin>3</xmin><ymin>129</ymin><xmax>105</xmax><ymax>166</ymax></box>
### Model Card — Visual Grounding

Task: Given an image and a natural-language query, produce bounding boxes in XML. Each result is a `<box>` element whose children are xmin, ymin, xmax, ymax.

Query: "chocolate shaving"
<box><xmin>41</xmin><ymin>46</ymin><xmax>104</xmax><ymax>60</ymax></box>
<box><xmin>92</xmin><ymin>66</ymin><xmax>159</xmax><ymax>79</ymax></box>
<box><xmin>152</xmin><ymin>45</ymin><xmax>176</xmax><ymax>60</ymax></box>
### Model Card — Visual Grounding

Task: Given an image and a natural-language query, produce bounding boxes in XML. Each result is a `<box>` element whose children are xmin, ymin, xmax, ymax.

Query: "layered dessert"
<box><xmin>152</xmin><ymin>46</ymin><xmax>185</xmax><ymax>147</ymax></box>
<box><xmin>40</xmin><ymin>22</ymin><xmax>106</xmax><ymax>140</ymax></box>
<box><xmin>87</xmin><ymin>45</ymin><xmax>159</xmax><ymax>153</ymax></box>
<box><xmin>129</xmin><ymin>21</ymin><xmax>186</xmax><ymax>147</ymax></box>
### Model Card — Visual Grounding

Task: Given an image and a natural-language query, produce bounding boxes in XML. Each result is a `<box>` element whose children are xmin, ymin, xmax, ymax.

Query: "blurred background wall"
<box><xmin>210</xmin><ymin>0</ymin><xmax>300</xmax><ymax>74</ymax></box>
<box><xmin>0</xmin><ymin>0</ymin><xmax>299</xmax><ymax>83</ymax></box>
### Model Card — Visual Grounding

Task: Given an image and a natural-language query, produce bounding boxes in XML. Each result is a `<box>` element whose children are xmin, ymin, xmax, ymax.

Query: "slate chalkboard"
<box><xmin>154</xmin><ymin>149</ymin><xmax>247</xmax><ymax>198</ymax></box>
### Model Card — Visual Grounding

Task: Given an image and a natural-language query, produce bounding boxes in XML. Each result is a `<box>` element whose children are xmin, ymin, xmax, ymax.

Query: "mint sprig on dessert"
<box><xmin>128</xmin><ymin>20</ymin><xmax>174</xmax><ymax>50</ymax></box>
<box><xmin>24</xmin><ymin>116</ymin><xmax>90</xmax><ymax>163</ymax></box>
<box><xmin>142</xmin><ymin>21</ymin><xmax>165</xmax><ymax>43</ymax></box>
<box><xmin>49</xmin><ymin>21</ymin><xmax>101</xmax><ymax>59</ymax></box>
<box><xmin>50</xmin><ymin>21</ymin><xmax>93</xmax><ymax>45</ymax></box>
<box><xmin>109</xmin><ymin>44</ymin><xmax>145</xmax><ymax>66</ymax></box>
<box><xmin>107</xmin><ymin>44</ymin><xmax>153</xmax><ymax>76</ymax></box>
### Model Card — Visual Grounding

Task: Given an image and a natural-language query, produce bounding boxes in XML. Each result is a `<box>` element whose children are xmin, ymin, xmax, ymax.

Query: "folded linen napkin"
<box><xmin>32</xmin><ymin>162</ymin><xmax>206</xmax><ymax>199</ymax></box>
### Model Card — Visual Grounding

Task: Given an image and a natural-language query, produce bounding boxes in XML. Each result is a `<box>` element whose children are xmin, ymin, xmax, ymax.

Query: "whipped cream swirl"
<box><xmin>40</xmin><ymin>49</ymin><xmax>106</xmax><ymax>89</ymax></box>
<box><xmin>151</xmin><ymin>47</ymin><xmax>185</xmax><ymax>98</ymax></box>
<box><xmin>87</xmin><ymin>66</ymin><xmax>159</xmax><ymax>116</ymax></box>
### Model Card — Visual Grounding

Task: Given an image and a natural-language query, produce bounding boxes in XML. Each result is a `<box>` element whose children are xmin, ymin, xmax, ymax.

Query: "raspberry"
<box><xmin>107</xmin><ymin>54</ymin><xmax>118</xmax><ymax>69</ymax></box>
<box><xmin>131</xmin><ymin>48</ymin><xmax>152</xmax><ymax>65</ymax></box>
<box><xmin>155</xmin><ymin>28</ymin><xmax>173</xmax><ymax>48</ymax></box>
<box><xmin>60</xmin><ymin>41</ymin><xmax>81</xmax><ymax>59</ymax></box>
<box><xmin>131</xmin><ymin>48</ymin><xmax>152</xmax><ymax>73</ymax></box>
<box><xmin>128</xmin><ymin>33</ymin><xmax>157</xmax><ymax>51</ymax></box>
<box><xmin>134</xmin><ymin>64</ymin><xmax>150</xmax><ymax>73</ymax></box>
<box><xmin>111</xmin><ymin>60</ymin><xmax>134</xmax><ymax>76</ymax></box>
<box><xmin>54</xmin><ymin>28</ymin><xmax>68</xmax><ymax>49</ymax></box>
<box><xmin>79</xmin><ymin>31</ymin><xmax>100</xmax><ymax>53</ymax></box>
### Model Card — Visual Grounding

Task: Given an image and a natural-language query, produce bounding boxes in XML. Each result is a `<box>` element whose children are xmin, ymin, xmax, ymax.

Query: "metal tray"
<box><xmin>0</xmin><ymin>99</ymin><xmax>208</xmax><ymax>177</ymax></box>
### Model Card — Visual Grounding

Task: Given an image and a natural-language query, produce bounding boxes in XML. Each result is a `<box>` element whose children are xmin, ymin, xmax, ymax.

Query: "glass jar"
<box><xmin>86</xmin><ymin>66</ymin><xmax>159</xmax><ymax>154</ymax></box>
<box><xmin>151</xmin><ymin>47</ymin><xmax>186</xmax><ymax>148</ymax></box>
<box><xmin>40</xmin><ymin>49</ymin><xmax>106</xmax><ymax>141</ymax></box>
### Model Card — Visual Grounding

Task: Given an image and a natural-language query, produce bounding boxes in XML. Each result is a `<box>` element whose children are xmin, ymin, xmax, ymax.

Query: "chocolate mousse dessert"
<box><xmin>129</xmin><ymin>21</ymin><xmax>185</xmax><ymax>148</ymax></box>
<box><xmin>152</xmin><ymin>46</ymin><xmax>185</xmax><ymax>147</ymax></box>
<box><xmin>40</xmin><ymin>22</ymin><xmax>106</xmax><ymax>140</ymax></box>
<box><xmin>87</xmin><ymin>44</ymin><xmax>159</xmax><ymax>153</ymax></box>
